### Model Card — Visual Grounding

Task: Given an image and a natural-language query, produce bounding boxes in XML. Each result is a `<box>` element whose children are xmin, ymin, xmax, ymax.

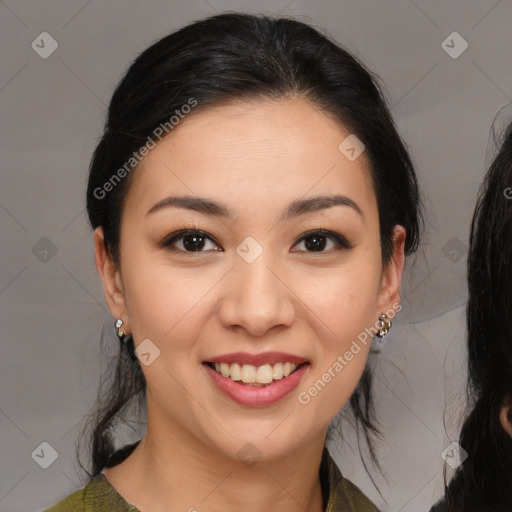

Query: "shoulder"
<box><xmin>42</xmin><ymin>487</ymin><xmax>86</xmax><ymax>512</ymax></box>
<box><xmin>322</xmin><ymin>447</ymin><xmax>379</xmax><ymax>512</ymax></box>
<box><xmin>337</xmin><ymin>476</ymin><xmax>380</xmax><ymax>511</ymax></box>
<box><xmin>428</xmin><ymin>497</ymin><xmax>448</xmax><ymax>512</ymax></box>
<box><xmin>42</xmin><ymin>474</ymin><xmax>123</xmax><ymax>512</ymax></box>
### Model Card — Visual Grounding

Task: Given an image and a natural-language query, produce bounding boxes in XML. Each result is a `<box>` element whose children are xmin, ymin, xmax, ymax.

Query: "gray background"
<box><xmin>1</xmin><ymin>0</ymin><xmax>511</xmax><ymax>510</ymax></box>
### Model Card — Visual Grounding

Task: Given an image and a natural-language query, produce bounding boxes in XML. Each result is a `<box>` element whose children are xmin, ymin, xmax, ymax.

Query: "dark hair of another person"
<box><xmin>78</xmin><ymin>12</ymin><xmax>422</xmax><ymax>485</ymax></box>
<box><xmin>434</xmin><ymin>123</ymin><xmax>512</xmax><ymax>511</ymax></box>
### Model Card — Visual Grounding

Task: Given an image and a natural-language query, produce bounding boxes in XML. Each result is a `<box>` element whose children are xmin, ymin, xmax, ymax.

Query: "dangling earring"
<box><xmin>115</xmin><ymin>318</ymin><xmax>126</xmax><ymax>340</ymax></box>
<box><xmin>376</xmin><ymin>314</ymin><xmax>392</xmax><ymax>337</ymax></box>
<box><xmin>114</xmin><ymin>318</ymin><xmax>137</xmax><ymax>362</ymax></box>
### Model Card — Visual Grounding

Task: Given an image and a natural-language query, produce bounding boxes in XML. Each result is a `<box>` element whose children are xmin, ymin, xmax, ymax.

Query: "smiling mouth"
<box><xmin>204</xmin><ymin>361</ymin><xmax>309</xmax><ymax>387</ymax></box>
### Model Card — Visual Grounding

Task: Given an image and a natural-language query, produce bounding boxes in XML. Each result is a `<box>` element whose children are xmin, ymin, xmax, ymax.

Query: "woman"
<box><xmin>430</xmin><ymin>122</ymin><xmax>512</xmax><ymax>511</ymax></box>
<box><xmin>44</xmin><ymin>12</ymin><xmax>422</xmax><ymax>512</ymax></box>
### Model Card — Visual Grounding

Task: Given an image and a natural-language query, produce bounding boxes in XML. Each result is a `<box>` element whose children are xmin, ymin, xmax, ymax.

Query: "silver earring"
<box><xmin>115</xmin><ymin>318</ymin><xmax>125</xmax><ymax>340</ymax></box>
<box><xmin>376</xmin><ymin>314</ymin><xmax>392</xmax><ymax>337</ymax></box>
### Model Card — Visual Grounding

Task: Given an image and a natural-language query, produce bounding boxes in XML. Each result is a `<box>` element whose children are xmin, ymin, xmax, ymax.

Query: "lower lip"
<box><xmin>202</xmin><ymin>363</ymin><xmax>310</xmax><ymax>407</ymax></box>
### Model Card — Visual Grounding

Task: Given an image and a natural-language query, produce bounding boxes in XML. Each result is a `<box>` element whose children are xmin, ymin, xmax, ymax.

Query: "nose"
<box><xmin>217</xmin><ymin>250</ymin><xmax>296</xmax><ymax>337</ymax></box>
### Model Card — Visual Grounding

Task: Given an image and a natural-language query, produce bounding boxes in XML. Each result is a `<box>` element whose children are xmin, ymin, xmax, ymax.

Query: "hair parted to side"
<box><xmin>438</xmin><ymin>122</ymin><xmax>512</xmax><ymax>512</ymax></box>
<box><xmin>78</xmin><ymin>12</ymin><xmax>422</xmax><ymax>482</ymax></box>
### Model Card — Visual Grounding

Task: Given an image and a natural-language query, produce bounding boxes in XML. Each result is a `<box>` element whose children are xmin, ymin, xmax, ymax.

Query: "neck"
<box><xmin>103</xmin><ymin>413</ymin><xmax>328</xmax><ymax>512</ymax></box>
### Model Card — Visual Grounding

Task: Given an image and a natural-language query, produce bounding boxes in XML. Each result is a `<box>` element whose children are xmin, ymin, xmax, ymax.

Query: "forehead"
<box><xmin>123</xmin><ymin>97</ymin><xmax>377</xmax><ymax>220</ymax></box>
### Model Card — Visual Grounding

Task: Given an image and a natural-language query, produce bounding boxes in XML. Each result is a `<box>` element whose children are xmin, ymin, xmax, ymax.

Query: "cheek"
<box><xmin>120</xmin><ymin>248</ymin><xmax>215</xmax><ymax>347</ymax></box>
<box><xmin>296</xmin><ymin>268</ymin><xmax>379</xmax><ymax>418</ymax></box>
<box><xmin>300</xmin><ymin>259</ymin><xmax>382</xmax><ymax>343</ymax></box>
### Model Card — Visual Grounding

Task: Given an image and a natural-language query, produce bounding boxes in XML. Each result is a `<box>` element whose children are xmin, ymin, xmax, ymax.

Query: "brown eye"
<box><xmin>160</xmin><ymin>229</ymin><xmax>222</xmax><ymax>253</ymax></box>
<box><xmin>291</xmin><ymin>230</ymin><xmax>352</xmax><ymax>253</ymax></box>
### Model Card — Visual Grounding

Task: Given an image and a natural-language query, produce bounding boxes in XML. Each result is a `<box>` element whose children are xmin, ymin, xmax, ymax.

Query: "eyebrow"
<box><xmin>146</xmin><ymin>194</ymin><xmax>364</xmax><ymax>220</ymax></box>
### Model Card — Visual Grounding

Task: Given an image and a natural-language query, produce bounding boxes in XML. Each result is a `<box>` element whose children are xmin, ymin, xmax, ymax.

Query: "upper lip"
<box><xmin>204</xmin><ymin>352</ymin><xmax>309</xmax><ymax>366</ymax></box>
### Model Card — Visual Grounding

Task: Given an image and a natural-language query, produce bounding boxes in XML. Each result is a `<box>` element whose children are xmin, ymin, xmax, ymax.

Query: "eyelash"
<box><xmin>159</xmin><ymin>225</ymin><xmax>353</xmax><ymax>254</ymax></box>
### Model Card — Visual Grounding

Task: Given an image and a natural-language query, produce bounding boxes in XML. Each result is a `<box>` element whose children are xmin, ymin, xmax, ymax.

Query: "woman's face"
<box><xmin>95</xmin><ymin>97</ymin><xmax>405</xmax><ymax>461</ymax></box>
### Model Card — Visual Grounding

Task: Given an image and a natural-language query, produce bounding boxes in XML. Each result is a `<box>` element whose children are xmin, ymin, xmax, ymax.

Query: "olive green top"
<box><xmin>43</xmin><ymin>446</ymin><xmax>379</xmax><ymax>512</ymax></box>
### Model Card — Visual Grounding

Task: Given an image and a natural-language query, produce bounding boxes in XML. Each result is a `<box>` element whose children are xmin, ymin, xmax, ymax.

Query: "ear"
<box><xmin>376</xmin><ymin>225</ymin><xmax>406</xmax><ymax>314</ymax></box>
<box><xmin>500</xmin><ymin>396</ymin><xmax>512</xmax><ymax>439</ymax></box>
<box><xmin>93</xmin><ymin>226</ymin><xmax>131</xmax><ymax>335</ymax></box>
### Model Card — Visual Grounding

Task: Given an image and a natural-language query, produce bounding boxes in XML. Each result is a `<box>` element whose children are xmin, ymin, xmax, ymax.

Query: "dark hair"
<box><xmin>78</xmin><ymin>12</ymin><xmax>422</xmax><ymax>482</ymax></box>
<box><xmin>434</xmin><ymin>122</ymin><xmax>512</xmax><ymax>511</ymax></box>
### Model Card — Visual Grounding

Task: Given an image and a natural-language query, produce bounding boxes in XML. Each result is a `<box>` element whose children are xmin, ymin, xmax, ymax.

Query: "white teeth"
<box><xmin>231</xmin><ymin>363</ymin><xmax>242</xmax><ymax>381</ymax></box>
<box><xmin>211</xmin><ymin>361</ymin><xmax>300</xmax><ymax>384</ymax></box>
<box><xmin>219</xmin><ymin>363</ymin><xmax>229</xmax><ymax>378</ymax></box>
<box><xmin>241</xmin><ymin>364</ymin><xmax>256</xmax><ymax>383</ymax></box>
<box><xmin>272</xmin><ymin>362</ymin><xmax>284</xmax><ymax>380</ymax></box>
